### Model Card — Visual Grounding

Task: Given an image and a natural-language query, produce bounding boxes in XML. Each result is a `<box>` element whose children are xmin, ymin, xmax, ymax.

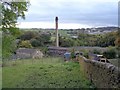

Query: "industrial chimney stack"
<box><xmin>55</xmin><ymin>16</ymin><xmax>59</xmax><ymax>47</ymax></box>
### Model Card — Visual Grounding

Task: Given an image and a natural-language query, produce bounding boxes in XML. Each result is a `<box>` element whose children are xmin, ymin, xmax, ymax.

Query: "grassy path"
<box><xmin>2</xmin><ymin>57</ymin><xmax>95</xmax><ymax>88</ymax></box>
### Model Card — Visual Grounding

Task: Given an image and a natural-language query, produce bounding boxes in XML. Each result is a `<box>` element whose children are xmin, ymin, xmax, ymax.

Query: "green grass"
<box><xmin>2</xmin><ymin>57</ymin><xmax>95</xmax><ymax>88</ymax></box>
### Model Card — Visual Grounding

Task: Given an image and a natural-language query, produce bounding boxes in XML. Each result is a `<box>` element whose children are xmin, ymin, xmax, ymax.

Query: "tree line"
<box><xmin>16</xmin><ymin>30</ymin><xmax>118</xmax><ymax>48</ymax></box>
<box><xmin>1</xmin><ymin>0</ymin><xmax>120</xmax><ymax>59</ymax></box>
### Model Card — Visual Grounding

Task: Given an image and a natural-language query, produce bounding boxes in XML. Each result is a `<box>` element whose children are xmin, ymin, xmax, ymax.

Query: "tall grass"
<box><xmin>2</xmin><ymin>57</ymin><xmax>95</xmax><ymax>88</ymax></box>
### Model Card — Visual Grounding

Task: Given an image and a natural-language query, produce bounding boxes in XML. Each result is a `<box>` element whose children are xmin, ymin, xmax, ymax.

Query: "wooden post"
<box><xmin>55</xmin><ymin>17</ymin><xmax>59</xmax><ymax>47</ymax></box>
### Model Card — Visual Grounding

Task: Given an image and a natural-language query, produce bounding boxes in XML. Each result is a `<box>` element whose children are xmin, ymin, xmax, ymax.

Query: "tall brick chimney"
<box><xmin>55</xmin><ymin>16</ymin><xmax>59</xmax><ymax>47</ymax></box>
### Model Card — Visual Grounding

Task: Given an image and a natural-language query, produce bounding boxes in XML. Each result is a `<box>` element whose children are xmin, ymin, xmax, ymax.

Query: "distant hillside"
<box><xmin>20</xmin><ymin>26</ymin><xmax>118</xmax><ymax>36</ymax></box>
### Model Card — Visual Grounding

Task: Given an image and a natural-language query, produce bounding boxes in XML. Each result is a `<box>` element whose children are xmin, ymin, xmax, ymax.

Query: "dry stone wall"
<box><xmin>79</xmin><ymin>56</ymin><xmax>120</xmax><ymax>88</ymax></box>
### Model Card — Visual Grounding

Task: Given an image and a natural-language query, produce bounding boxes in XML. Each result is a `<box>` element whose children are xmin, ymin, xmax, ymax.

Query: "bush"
<box><xmin>19</xmin><ymin>31</ymin><xmax>37</xmax><ymax>40</ymax></box>
<box><xmin>59</xmin><ymin>37</ymin><xmax>74</xmax><ymax>47</ymax></box>
<box><xmin>115</xmin><ymin>37</ymin><xmax>120</xmax><ymax>47</ymax></box>
<box><xmin>103</xmin><ymin>47</ymin><xmax>116</xmax><ymax>59</ymax></box>
<box><xmin>92</xmin><ymin>49</ymin><xmax>101</xmax><ymax>54</ymax></box>
<box><xmin>40</xmin><ymin>47</ymin><xmax>48</xmax><ymax>55</ymax></box>
<box><xmin>81</xmin><ymin>50</ymin><xmax>89</xmax><ymax>58</ymax></box>
<box><xmin>30</xmin><ymin>39</ymin><xmax>41</xmax><ymax>47</ymax></box>
<box><xmin>70</xmin><ymin>48</ymin><xmax>75</xmax><ymax>59</ymax></box>
<box><xmin>30</xmin><ymin>34</ymin><xmax>51</xmax><ymax>47</ymax></box>
<box><xmin>2</xmin><ymin>34</ymin><xmax>17</xmax><ymax>59</ymax></box>
<box><xmin>84</xmin><ymin>51</ymin><xmax>89</xmax><ymax>58</ymax></box>
<box><xmin>19</xmin><ymin>40</ymin><xmax>32</xmax><ymax>48</ymax></box>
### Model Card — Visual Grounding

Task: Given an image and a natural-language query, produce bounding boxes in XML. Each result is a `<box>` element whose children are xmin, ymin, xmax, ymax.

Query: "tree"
<box><xmin>30</xmin><ymin>34</ymin><xmax>51</xmax><ymax>47</ymax></box>
<box><xmin>1</xmin><ymin>0</ymin><xmax>30</xmax><ymax>35</ymax></box>
<box><xmin>95</xmin><ymin>32</ymin><xmax>116</xmax><ymax>47</ymax></box>
<box><xmin>115</xmin><ymin>37</ymin><xmax>120</xmax><ymax>47</ymax></box>
<box><xmin>2</xmin><ymin>34</ymin><xmax>17</xmax><ymax>59</ymax></box>
<box><xmin>59</xmin><ymin>36</ymin><xmax>74</xmax><ymax>47</ymax></box>
<box><xmin>1</xmin><ymin>1</ymin><xmax>30</xmax><ymax>59</ymax></box>
<box><xmin>115</xmin><ymin>30</ymin><xmax>120</xmax><ymax>47</ymax></box>
<box><xmin>19</xmin><ymin>31</ymin><xmax>38</xmax><ymax>40</ymax></box>
<box><xmin>30</xmin><ymin>39</ymin><xmax>40</xmax><ymax>47</ymax></box>
<box><xmin>103</xmin><ymin>47</ymin><xmax>116</xmax><ymax>59</ymax></box>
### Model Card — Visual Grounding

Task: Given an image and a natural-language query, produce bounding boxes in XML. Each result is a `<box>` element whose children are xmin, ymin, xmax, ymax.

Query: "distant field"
<box><xmin>2</xmin><ymin>57</ymin><xmax>95</xmax><ymax>88</ymax></box>
<box><xmin>20</xmin><ymin>29</ymin><xmax>70</xmax><ymax>37</ymax></box>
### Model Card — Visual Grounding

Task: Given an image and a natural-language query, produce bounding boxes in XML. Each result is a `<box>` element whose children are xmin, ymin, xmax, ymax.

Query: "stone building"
<box><xmin>47</xmin><ymin>47</ymin><xmax>68</xmax><ymax>57</ymax></box>
<box><xmin>12</xmin><ymin>48</ymin><xmax>43</xmax><ymax>60</ymax></box>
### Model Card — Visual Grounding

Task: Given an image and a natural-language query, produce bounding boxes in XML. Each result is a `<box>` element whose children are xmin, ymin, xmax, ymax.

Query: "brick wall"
<box><xmin>79</xmin><ymin>56</ymin><xmax>120</xmax><ymax>88</ymax></box>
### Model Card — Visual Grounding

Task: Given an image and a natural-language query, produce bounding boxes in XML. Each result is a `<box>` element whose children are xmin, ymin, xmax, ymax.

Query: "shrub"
<box><xmin>115</xmin><ymin>37</ymin><xmax>120</xmax><ymax>47</ymax></box>
<box><xmin>30</xmin><ymin>39</ymin><xmax>41</xmax><ymax>47</ymax></box>
<box><xmin>84</xmin><ymin>51</ymin><xmax>89</xmax><ymax>58</ymax></box>
<box><xmin>103</xmin><ymin>47</ymin><xmax>116</xmax><ymax>59</ymax></box>
<box><xmin>30</xmin><ymin>34</ymin><xmax>51</xmax><ymax>47</ymax></box>
<box><xmin>92</xmin><ymin>49</ymin><xmax>101</xmax><ymax>54</ymax></box>
<box><xmin>19</xmin><ymin>31</ymin><xmax>37</xmax><ymax>40</ymax></box>
<box><xmin>81</xmin><ymin>50</ymin><xmax>89</xmax><ymax>58</ymax></box>
<box><xmin>2</xmin><ymin>34</ymin><xmax>17</xmax><ymax>60</ymax></box>
<box><xmin>59</xmin><ymin>37</ymin><xmax>74</xmax><ymax>47</ymax></box>
<box><xmin>40</xmin><ymin>47</ymin><xmax>48</xmax><ymax>55</ymax></box>
<box><xmin>70</xmin><ymin>48</ymin><xmax>75</xmax><ymax>59</ymax></box>
<box><xmin>19</xmin><ymin>40</ymin><xmax>32</xmax><ymax>48</ymax></box>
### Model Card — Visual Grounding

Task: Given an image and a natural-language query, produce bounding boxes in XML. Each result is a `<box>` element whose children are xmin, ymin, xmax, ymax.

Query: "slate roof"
<box><xmin>11</xmin><ymin>48</ymin><xmax>43</xmax><ymax>60</ymax></box>
<box><xmin>16</xmin><ymin>48</ymin><xmax>38</xmax><ymax>54</ymax></box>
<box><xmin>48</xmin><ymin>47</ymin><xmax>68</xmax><ymax>51</ymax></box>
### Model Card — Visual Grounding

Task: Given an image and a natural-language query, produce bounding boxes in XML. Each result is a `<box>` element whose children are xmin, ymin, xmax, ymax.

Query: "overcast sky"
<box><xmin>18</xmin><ymin>0</ymin><xmax>118</xmax><ymax>29</ymax></box>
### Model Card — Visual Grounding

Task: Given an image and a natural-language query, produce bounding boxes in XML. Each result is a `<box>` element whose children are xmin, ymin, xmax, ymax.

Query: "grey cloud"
<box><xmin>19</xmin><ymin>0</ymin><xmax>118</xmax><ymax>26</ymax></box>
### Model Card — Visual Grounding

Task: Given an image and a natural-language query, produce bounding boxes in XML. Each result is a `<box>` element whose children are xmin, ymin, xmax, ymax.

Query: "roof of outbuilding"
<box><xmin>16</xmin><ymin>48</ymin><xmax>38</xmax><ymax>54</ymax></box>
<box><xmin>48</xmin><ymin>47</ymin><xmax>68</xmax><ymax>50</ymax></box>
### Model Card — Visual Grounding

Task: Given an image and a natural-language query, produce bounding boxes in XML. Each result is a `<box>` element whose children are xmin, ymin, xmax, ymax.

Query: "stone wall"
<box><xmin>79</xmin><ymin>56</ymin><xmax>120</xmax><ymax>88</ymax></box>
<box><xmin>11</xmin><ymin>48</ymin><xmax>43</xmax><ymax>60</ymax></box>
<box><xmin>47</xmin><ymin>47</ymin><xmax>68</xmax><ymax>57</ymax></box>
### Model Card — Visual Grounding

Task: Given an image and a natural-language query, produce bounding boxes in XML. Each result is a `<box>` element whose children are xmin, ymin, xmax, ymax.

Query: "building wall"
<box><xmin>47</xmin><ymin>47</ymin><xmax>68</xmax><ymax>57</ymax></box>
<box><xmin>79</xmin><ymin>56</ymin><xmax>120</xmax><ymax>88</ymax></box>
<box><xmin>12</xmin><ymin>49</ymin><xmax>43</xmax><ymax>60</ymax></box>
<box><xmin>33</xmin><ymin>51</ymin><xmax>43</xmax><ymax>59</ymax></box>
<box><xmin>16</xmin><ymin>52</ymin><xmax>32</xmax><ymax>59</ymax></box>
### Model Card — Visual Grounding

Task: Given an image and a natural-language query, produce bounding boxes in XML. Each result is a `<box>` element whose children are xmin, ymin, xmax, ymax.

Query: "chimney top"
<box><xmin>55</xmin><ymin>17</ymin><xmax>58</xmax><ymax>21</ymax></box>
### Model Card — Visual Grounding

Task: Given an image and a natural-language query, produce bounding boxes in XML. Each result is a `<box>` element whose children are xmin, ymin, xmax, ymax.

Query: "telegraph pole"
<box><xmin>55</xmin><ymin>16</ymin><xmax>59</xmax><ymax>47</ymax></box>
